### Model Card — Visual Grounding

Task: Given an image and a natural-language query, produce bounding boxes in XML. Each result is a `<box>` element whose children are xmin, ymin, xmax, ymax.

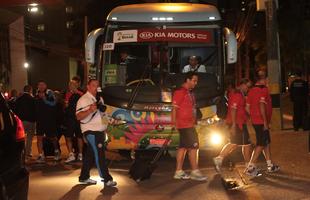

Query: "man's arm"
<box><xmin>172</xmin><ymin>90</ymin><xmax>182</xmax><ymax>128</ymax></box>
<box><xmin>231</xmin><ymin>107</ymin><xmax>237</xmax><ymax>126</ymax></box>
<box><xmin>44</xmin><ymin>90</ymin><xmax>56</xmax><ymax>106</ymax></box>
<box><xmin>230</xmin><ymin>107</ymin><xmax>237</xmax><ymax>135</ymax></box>
<box><xmin>259</xmin><ymin>101</ymin><xmax>268</xmax><ymax>130</ymax></box>
<box><xmin>229</xmin><ymin>94</ymin><xmax>239</xmax><ymax>134</ymax></box>
<box><xmin>171</xmin><ymin>105</ymin><xmax>178</xmax><ymax>128</ymax></box>
<box><xmin>76</xmin><ymin>103</ymin><xmax>97</xmax><ymax>121</ymax></box>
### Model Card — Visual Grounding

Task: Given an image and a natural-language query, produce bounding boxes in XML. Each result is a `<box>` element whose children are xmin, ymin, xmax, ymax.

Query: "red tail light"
<box><xmin>15</xmin><ymin>115</ymin><xmax>25</xmax><ymax>141</ymax></box>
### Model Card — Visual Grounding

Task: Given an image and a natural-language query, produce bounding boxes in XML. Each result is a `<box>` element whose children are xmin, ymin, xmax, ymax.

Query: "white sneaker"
<box><xmin>213</xmin><ymin>157</ymin><xmax>223</xmax><ymax>172</ymax></box>
<box><xmin>54</xmin><ymin>150</ymin><xmax>61</xmax><ymax>161</ymax></box>
<box><xmin>79</xmin><ymin>178</ymin><xmax>97</xmax><ymax>185</ymax></box>
<box><xmin>77</xmin><ymin>153</ymin><xmax>82</xmax><ymax>162</ymax></box>
<box><xmin>174</xmin><ymin>170</ymin><xmax>190</xmax><ymax>180</ymax></box>
<box><xmin>245</xmin><ymin>167</ymin><xmax>262</xmax><ymax>177</ymax></box>
<box><xmin>36</xmin><ymin>155</ymin><xmax>45</xmax><ymax>164</ymax></box>
<box><xmin>104</xmin><ymin>180</ymin><xmax>117</xmax><ymax>187</ymax></box>
<box><xmin>190</xmin><ymin>170</ymin><xmax>207</xmax><ymax>181</ymax></box>
<box><xmin>267</xmin><ymin>164</ymin><xmax>280</xmax><ymax>173</ymax></box>
<box><xmin>65</xmin><ymin>153</ymin><xmax>76</xmax><ymax>163</ymax></box>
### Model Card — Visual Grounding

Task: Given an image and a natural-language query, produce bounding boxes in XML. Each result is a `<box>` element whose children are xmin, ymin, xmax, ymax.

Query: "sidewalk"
<box><xmin>269</xmin><ymin>130</ymin><xmax>310</xmax><ymax>180</ymax></box>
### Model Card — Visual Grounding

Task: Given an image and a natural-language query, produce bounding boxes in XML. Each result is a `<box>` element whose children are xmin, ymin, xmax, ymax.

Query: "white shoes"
<box><xmin>190</xmin><ymin>170</ymin><xmax>208</xmax><ymax>181</ymax></box>
<box><xmin>65</xmin><ymin>153</ymin><xmax>76</xmax><ymax>163</ymax></box>
<box><xmin>77</xmin><ymin>153</ymin><xmax>83</xmax><ymax>161</ymax></box>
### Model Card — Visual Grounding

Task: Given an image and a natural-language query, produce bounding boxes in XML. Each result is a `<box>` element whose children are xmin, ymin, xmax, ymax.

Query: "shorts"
<box><xmin>22</xmin><ymin>121</ymin><xmax>35</xmax><ymax>135</ymax></box>
<box><xmin>178</xmin><ymin>127</ymin><xmax>199</xmax><ymax>149</ymax></box>
<box><xmin>253</xmin><ymin>124</ymin><xmax>271</xmax><ymax>146</ymax></box>
<box><xmin>64</xmin><ymin>119</ymin><xmax>82</xmax><ymax>138</ymax></box>
<box><xmin>229</xmin><ymin>124</ymin><xmax>251</xmax><ymax>145</ymax></box>
<box><xmin>36</xmin><ymin>122</ymin><xmax>57</xmax><ymax>138</ymax></box>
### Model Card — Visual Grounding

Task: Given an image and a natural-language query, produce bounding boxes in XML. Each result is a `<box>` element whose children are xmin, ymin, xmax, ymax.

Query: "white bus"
<box><xmin>85</xmin><ymin>3</ymin><xmax>237</xmax><ymax>151</ymax></box>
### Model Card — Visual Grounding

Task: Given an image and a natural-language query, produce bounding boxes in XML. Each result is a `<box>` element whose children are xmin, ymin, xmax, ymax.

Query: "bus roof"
<box><xmin>107</xmin><ymin>3</ymin><xmax>221</xmax><ymax>23</ymax></box>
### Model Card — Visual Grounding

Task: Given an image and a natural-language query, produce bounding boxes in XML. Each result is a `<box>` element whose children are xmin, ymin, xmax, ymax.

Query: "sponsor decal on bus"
<box><xmin>113</xmin><ymin>29</ymin><xmax>213</xmax><ymax>43</ymax></box>
<box><xmin>113</xmin><ymin>30</ymin><xmax>138</xmax><ymax>43</ymax></box>
<box><xmin>138</xmin><ymin>28</ymin><xmax>213</xmax><ymax>43</ymax></box>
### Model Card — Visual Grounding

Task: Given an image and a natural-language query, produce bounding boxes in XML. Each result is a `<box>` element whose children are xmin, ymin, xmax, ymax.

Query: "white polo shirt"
<box><xmin>76</xmin><ymin>91</ymin><xmax>107</xmax><ymax>133</ymax></box>
<box><xmin>182</xmin><ymin>64</ymin><xmax>207</xmax><ymax>73</ymax></box>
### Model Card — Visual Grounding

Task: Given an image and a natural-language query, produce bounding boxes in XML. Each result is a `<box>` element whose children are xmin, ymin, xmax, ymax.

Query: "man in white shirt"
<box><xmin>76</xmin><ymin>79</ymin><xmax>117</xmax><ymax>187</ymax></box>
<box><xmin>182</xmin><ymin>56</ymin><xmax>206</xmax><ymax>73</ymax></box>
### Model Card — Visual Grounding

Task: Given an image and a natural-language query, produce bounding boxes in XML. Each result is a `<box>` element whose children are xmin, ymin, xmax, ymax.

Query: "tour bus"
<box><xmin>85</xmin><ymin>3</ymin><xmax>237</xmax><ymax>152</ymax></box>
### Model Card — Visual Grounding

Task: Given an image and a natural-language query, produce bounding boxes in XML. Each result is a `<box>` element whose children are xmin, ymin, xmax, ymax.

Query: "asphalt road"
<box><xmin>27</xmin><ymin>138</ymin><xmax>310</xmax><ymax>200</ymax></box>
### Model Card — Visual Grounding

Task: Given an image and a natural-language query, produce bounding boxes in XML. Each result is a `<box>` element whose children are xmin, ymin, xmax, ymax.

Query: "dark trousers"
<box><xmin>293</xmin><ymin>99</ymin><xmax>308</xmax><ymax>130</ymax></box>
<box><xmin>79</xmin><ymin>131</ymin><xmax>113</xmax><ymax>183</ymax></box>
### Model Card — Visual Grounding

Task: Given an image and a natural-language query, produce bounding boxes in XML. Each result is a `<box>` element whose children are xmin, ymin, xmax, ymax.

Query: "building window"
<box><xmin>66</xmin><ymin>6</ymin><xmax>73</xmax><ymax>13</ymax></box>
<box><xmin>37</xmin><ymin>24</ymin><xmax>45</xmax><ymax>31</ymax></box>
<box><xmin>66</xmin><ymin>21</ymin><xmax>74</xmax><ymax>29</ymax></box>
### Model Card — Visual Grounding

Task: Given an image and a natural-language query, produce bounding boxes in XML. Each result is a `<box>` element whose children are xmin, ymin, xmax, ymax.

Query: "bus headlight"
<box><xmin>199</xmin><ymin>116</ymin><xmax>221</xmax><ymax>126</ymax></box>
<box><xmin>210</xmin><ymin>132</ymin><xmax>223</xmax><ymax>145</ymax></box>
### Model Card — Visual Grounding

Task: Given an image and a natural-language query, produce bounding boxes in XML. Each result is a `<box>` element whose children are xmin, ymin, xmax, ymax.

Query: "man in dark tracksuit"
<box><xmin>290</xmin><ymin>72</ymin><xmax>309</xmax><ymax>131</ymax></box>
<box><xmin>15</xmin><ymin>85</ymin><xmax>36</xmax><ymax>158</ymax></box>
<box><xmin>35</xmin><ymin>80</ymin><xmax>59</xmax><ymax>163</ymax></box>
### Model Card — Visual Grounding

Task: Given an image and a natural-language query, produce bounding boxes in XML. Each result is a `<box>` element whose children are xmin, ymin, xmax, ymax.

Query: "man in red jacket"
<box><xmin>172</xmin><ymin>72</ymin><xmax>207</xmax><ymax>181</ymax></box>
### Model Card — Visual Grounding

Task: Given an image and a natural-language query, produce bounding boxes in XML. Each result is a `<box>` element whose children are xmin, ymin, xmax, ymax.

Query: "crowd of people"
<box><xmin>6</xmin><ymin>76</ymin><xmax>118</xmax><ymax>187</ymax></box>
<box><xmin>212</xmin><ymin>70</ymin><xmax>280</xmax><ymax>177</ymax></box>
<box><xmin>4</xmin><ymin>66</ymin><xmax>308</xmax><ymax>188</ymax></box>
<box><xmin>8</xmin><ymin>76</ymin><xmax>84</xmax><ymax>164</ymax></box>
<box><xmin>172</xmin><ymin>70</ymin><xmax>283</xmax><ymax>181</ymax></box>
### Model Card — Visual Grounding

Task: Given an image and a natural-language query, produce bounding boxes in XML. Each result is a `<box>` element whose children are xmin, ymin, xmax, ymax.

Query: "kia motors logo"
<box><xmin>139</xmin><ymin>32</ymin><xmax>154</xmax><ymax>39</ymax></box>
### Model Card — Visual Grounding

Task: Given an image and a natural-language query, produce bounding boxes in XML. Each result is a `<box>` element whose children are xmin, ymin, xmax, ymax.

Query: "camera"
<box><xmin>96</xmin><ymin>93</ymin><xmax>106</xmax><ymax>112</ymax></box>
<box><xmin>96</xmin><ymin>101</ymin><xmax>107</xmax><ymax>112</ymax></box>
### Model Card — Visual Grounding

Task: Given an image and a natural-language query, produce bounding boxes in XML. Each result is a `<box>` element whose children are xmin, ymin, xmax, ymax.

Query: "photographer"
<box><xmin>76</xmin><ymin>79</ymin><xmax>116</xmax><ymax>187</ymax></box>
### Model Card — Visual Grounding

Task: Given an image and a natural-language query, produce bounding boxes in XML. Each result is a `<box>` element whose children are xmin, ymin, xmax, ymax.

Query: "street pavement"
<box><xmin>27</xmin><ymin>130</ymin><xmax>310</xmax><ymax>200</ymax></box>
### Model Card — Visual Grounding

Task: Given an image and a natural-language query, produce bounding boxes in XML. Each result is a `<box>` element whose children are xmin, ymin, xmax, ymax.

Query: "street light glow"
<box><xmin>29</xmin><ymin>3</ymin><xmax>38</xmax><ymax>6</ymax></box>
<box><xmin>28</xmin><ymin>7</ymin><xmax>39</xmax><ymax>13</ymax></box>
<box><xmin>24</xmin><ymin>62</ymin><xmax>29</xmax><ymax>69</ymax></box>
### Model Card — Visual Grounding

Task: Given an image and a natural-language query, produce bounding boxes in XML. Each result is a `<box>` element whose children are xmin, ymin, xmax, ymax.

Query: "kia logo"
<box><xmin>139</xmin><ymin>32</ymin><xmax>154</xmax><ymax>39</ymax></box>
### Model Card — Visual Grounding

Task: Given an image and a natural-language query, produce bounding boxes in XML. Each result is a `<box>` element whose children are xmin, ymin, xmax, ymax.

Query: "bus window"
<box><xmin>103</xmin><ymin>45</ymin><xmax>151</xmax><ymax>86</ymax></box>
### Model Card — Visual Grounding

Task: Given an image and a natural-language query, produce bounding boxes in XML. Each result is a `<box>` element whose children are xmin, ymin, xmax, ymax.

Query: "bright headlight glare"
<box><xmin>210</xmin><ymin>132</ymin><xmax>223</xmax><ymax>145</ymax></box>
<box><xmin>207</xmin><ymin>118</ymin><xmax>214</xmax><ymax>124</ymax></box>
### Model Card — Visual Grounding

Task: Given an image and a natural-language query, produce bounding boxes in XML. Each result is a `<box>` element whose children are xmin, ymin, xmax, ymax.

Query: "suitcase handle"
<box><xmin>151</xmin><ymin>128</ymin><xmax>174</xmax><ymax>164</ymax></box>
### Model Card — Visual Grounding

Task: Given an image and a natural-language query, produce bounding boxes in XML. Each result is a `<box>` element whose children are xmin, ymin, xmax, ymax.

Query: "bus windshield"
<box><xmin>102</xmin><ymin>23</ymin><xmax>222</xmax><ymax>88</ymax></box>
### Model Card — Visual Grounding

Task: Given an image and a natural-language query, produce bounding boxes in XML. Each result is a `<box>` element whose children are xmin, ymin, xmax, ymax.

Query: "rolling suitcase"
<box><xmin>129</xmin><ymin>129</ymin><xmax>174</xmax><ymax>182</ymax></box>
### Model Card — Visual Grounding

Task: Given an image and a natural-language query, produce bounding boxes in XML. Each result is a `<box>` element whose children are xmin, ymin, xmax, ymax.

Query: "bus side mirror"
<box><xmin>85</xmin><ymin>28</ymin><xmax>105</xmax><ymax>64</ymax></box>
<box><xmin>224</xmin><ymin>28</ymin><xmax>237</xmax><ymax>64</ymax></box>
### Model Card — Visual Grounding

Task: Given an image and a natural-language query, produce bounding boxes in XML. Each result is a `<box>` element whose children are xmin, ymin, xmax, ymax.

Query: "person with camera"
<box><xmin>76</xmin><ymin>79</ymin><xmax>116</xmax><ymax>187</ymax></box>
